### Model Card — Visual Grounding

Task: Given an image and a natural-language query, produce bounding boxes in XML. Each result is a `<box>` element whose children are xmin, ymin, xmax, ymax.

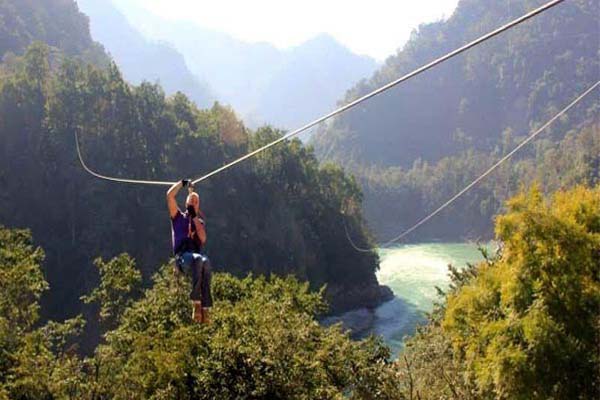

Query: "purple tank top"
<box><xmin>171</xmin><ymin>210</ymin><xmax>202</xmax><ymax>254</ymax></box>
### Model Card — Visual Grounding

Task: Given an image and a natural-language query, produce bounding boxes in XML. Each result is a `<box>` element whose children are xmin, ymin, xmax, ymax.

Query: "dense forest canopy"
<box><xmin>0</xmin><ymin>225</ymin><xmax>396</xmax><ymax>399</ymax></box>
<box><xmin>1</xmin><ymin>0</ymin><xmax>599</xmax><ymax>397</ymax></box>
<box><xmin>313</xmin><ymin>0</ymin><xmax>599</xmax><ymax>241</ymax></box>
<box><xmin>0</xmin><ymin>44</ymin><xmax>385</xmax><ymax>329</ymax></box>
<box><xmin>1</xmin><ymin>185</ymin><xmax>597</xmax><ymax>398</ymax></box>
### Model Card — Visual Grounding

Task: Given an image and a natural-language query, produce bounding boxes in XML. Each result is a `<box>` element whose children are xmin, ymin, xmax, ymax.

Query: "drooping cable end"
<box><xmin>343</xmin><ymin>218</ymin><xmax>376</xmax><ymax>254</ymax></box>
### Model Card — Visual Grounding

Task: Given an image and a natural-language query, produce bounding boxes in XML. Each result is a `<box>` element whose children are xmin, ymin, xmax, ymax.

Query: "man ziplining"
<box><xmin>69</xmin><ymin>0</ymin><xmax>575</xmax><ymax>311</ymax></box>
<box><xmin>167</xmin><ymin>179</ymin><xmax>212</xmax><ymax>323</ymax></box>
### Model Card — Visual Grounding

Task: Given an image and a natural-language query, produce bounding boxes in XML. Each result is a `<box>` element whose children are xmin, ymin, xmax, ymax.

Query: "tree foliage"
<box><xmin>313</xmin><ymin>0</ymin><xmax>599</xmax><ymax>241</ymax></box>
<box><xmin>0</xmin><ymin>0</ymin><xmax>109</xmax><ymax>65</ymax></box>
<box><xmin>0</xmin><ymin>225</ymin><xmax>399</xmax><ymax>399</ymax></box>
<box><xmin>87</xmin><ymin>269</ymin><xmax>399</xmax><ymax>399</ymax></box>
<box><xmin>0</xmin><ymin>44</ymin><xmax>380</xmax><ymax>327</ymax></box>
<box><xmin>81</xmin><ymin>254</ymin><xmax>142</xmax><ymax>330</ymax></box>
<box><xmin>1</xmin><ymin>186</ymin><xmax>598</xmax><ymax>399</ymax></box>
<box><xmin>0</xmin><ymin>226</ymin><xmax>86</xmax><ymax>399</ymax></box>
<box><xmin>395</xmin><ymin>185</ymin><xmax>600</xmax><ymax>399</ymax></box>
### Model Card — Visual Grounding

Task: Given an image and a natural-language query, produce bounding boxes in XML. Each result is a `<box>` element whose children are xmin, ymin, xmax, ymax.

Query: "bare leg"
<box><xmin>192</xmin><ymin>301</ymin><xmax>202</xmax><ymax>323</ymax></box>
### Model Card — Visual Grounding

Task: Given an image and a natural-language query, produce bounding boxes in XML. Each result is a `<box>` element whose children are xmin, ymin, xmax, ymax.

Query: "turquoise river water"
<box><xmin>326</xmin><ymin>242</ymin><xmax>492</xmax><ymax>356</ymax></box>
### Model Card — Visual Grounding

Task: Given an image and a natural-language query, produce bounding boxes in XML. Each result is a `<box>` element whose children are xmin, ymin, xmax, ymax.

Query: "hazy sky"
<box><xmin>115</xmin><ymin>0</ymin><xmax>460</xmax><ymax>60</ymax></box>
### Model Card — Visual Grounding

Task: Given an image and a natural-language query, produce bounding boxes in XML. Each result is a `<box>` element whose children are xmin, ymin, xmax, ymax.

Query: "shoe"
<box><xmin>202</xmin><ymin>308</ymin><xmax>210</xmax><ymax>324</ymax></box>
<box><xmin>192</xmin><ymin>301</ymin><xmax>202</xmax><ymax>323</ymax></box>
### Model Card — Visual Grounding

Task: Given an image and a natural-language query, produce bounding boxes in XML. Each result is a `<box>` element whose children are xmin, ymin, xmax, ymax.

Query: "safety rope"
<box><xmin>74</xmin><ymin>126</ymin><xmax>176</xmax><ymax>186</ymax></box>
<box><xmin>74</xmin><ymin>0</ymin><xmax>566</xmax><ymax>187</ymax></box>
<box><xmin>345</xmin><ymin>81</ymin><xmax>600</xmax><ymax>252</ymax></box>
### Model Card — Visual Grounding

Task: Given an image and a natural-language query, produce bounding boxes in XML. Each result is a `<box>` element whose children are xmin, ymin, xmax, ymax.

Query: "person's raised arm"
<box><xmin>167</xmin><ymin>179</ymin><xmax>188</xmax><ymax>219</ymax></box>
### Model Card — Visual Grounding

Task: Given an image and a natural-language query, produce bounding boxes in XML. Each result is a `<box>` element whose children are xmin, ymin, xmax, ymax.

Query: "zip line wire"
<box><xmin>75</xmin><ymin>0</ymin><xmax>567</xmax><ymax>187</ymax></box>
<box><xmin>190</xmin><ymin>0</ymin><xmax>565</xmax><ymax>185</ymax></box>
<box><xmin>74</xmin><ymin>130</ymin><xmax>175</xmax><ymax>186</ymax></box>
<box><xmin>345</xmin><ymin>81</ymin><xmax>600</xmax><ymax>252</ymax></box>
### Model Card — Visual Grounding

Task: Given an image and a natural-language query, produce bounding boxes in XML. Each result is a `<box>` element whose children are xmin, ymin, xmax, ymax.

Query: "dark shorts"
<box><xmin>175</xmin><ymin>252</ymin><xmax>213</xmax><ymax>307</ymax></box>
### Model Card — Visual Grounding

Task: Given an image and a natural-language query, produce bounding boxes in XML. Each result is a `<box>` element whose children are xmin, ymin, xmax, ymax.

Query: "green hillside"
<box><xmin>0</xmin><ymin>45</ymin><xmax>387</xmax><ymax>325</ymax></box>
<box><xmin>0</xmin><ymin>0</ymin><xmax>108</xmax><ymax>64</ymax></box>
<box><xmin>0</xmin><ymin>0</ymin><xmax>388</xmax><ymax>330</ymax></box>
<box><xmin>313</xmin><ymin>0</ymin><xmax>599</xmax><ymax>241</ymax></box>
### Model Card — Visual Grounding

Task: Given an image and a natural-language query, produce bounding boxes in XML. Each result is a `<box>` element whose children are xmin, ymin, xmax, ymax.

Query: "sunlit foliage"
<box><xmin>396</xmin><ymin>185</ymin><xmax>600</xmax><ymax>399</ymax></box>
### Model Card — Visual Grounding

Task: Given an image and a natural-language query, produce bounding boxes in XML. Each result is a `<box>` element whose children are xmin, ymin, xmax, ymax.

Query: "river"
<box><xmin>326</xmin><ymin>242</ymin><xmax>490</xmax><ymax>356</ymax></box>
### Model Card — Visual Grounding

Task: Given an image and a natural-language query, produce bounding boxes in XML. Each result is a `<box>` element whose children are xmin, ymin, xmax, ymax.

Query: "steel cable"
<box><xmin>345</xmin><ymin>81</ymin><xmax>600</xmax><ymax>252</ymax></box>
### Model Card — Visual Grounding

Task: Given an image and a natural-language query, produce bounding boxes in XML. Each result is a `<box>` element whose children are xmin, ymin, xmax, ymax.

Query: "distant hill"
<box><xmin>310</xmin><ymin>0</ymin><xmax>599</xmax><ymax>242</ymax></box>
<box><xmin>76</xmin><ymin>0</ymin><xmax>213</xmax><ymax>108</ymax></box>
<box><xmin>256</xmin><ymin>34</ymin><xmax>377</xmax><ymax>131</ymax></box>
<box><xmin>108</xmin><ymin>1</ymin><xmax>378</xmax><ymax>131</ymax></box>
<box><xmin>0</xmin><ymin>0</ymin><xmax>108</xmax><ymax>64</ymax></box>
<box><xmin>312</xmin><ymin>0</ymin><xmax>598</xmax><ymax>168</ymax></box>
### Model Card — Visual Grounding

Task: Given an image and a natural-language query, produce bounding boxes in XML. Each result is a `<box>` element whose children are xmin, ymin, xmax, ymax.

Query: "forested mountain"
<box><xmin>0</xmin><ymin>44</ymin><xmax>387</xmax><ymax>319</ymax></box>
<box><xmin>0</xmin><ymin>45</ymin><xmax>388</xmax><ymax>327</ymax></box>
<box><xmin>0</xmin><ymin>0</ymin><xmax>108</xmax><ymax>64</ymax></box>
<box><xmin>108</xmin><ymin>0</ymin><xmax>377</xmax><ymax>130</ymax></box>
<box><xmin>0</xmin><ymin>0</ymin><xmax>389</xmax><ymax>327</ymax></box>
<box><xmin>312</xmin><ymin>0</ymin><xmax>599</xmax><ymax>241</ymax></box>
<box><xmin>1</xmin><ymin>1</ymin><xmax>598</xmax><ymax>397</ymax></box>
<box><xmin>360</xmin><ymin>121</ymin><xmax>599</xmax><ymax>241</ymax></box>
<box><xmin>76</xmin><ymin>0</ymin><xmax>214</xmax><ymax>108</ymax></box>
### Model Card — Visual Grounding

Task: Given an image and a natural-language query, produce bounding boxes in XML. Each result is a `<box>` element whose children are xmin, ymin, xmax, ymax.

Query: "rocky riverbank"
<box><xmin>325</xmin><ymin>280</ymin><xmax>394</xmax><ymax>315</ymax></box>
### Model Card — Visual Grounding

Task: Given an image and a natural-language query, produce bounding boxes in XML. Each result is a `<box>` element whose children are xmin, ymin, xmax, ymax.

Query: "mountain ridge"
<box><xmin>312</xmin><ymin>0</ymin><xmax>598</xmax><ymax>168</ymax></box>
<box><xmin>76</xmin><ymin>0</ymin><xmax>214</xmax><ymax>108</ymax></box>
<box><xmin>108</xmin><ymin>0</ymin><xmax>378</xmax><ymax>131</ymax></box>
<box><xmin>311</xmin><ymin>0</ymin><xmax>599</xmax><ymax>241</ymax></box>
<box><xmin>0</xmin><ymin>0</ymin><xmax>108</xmax><ymax>65</ymax></box>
